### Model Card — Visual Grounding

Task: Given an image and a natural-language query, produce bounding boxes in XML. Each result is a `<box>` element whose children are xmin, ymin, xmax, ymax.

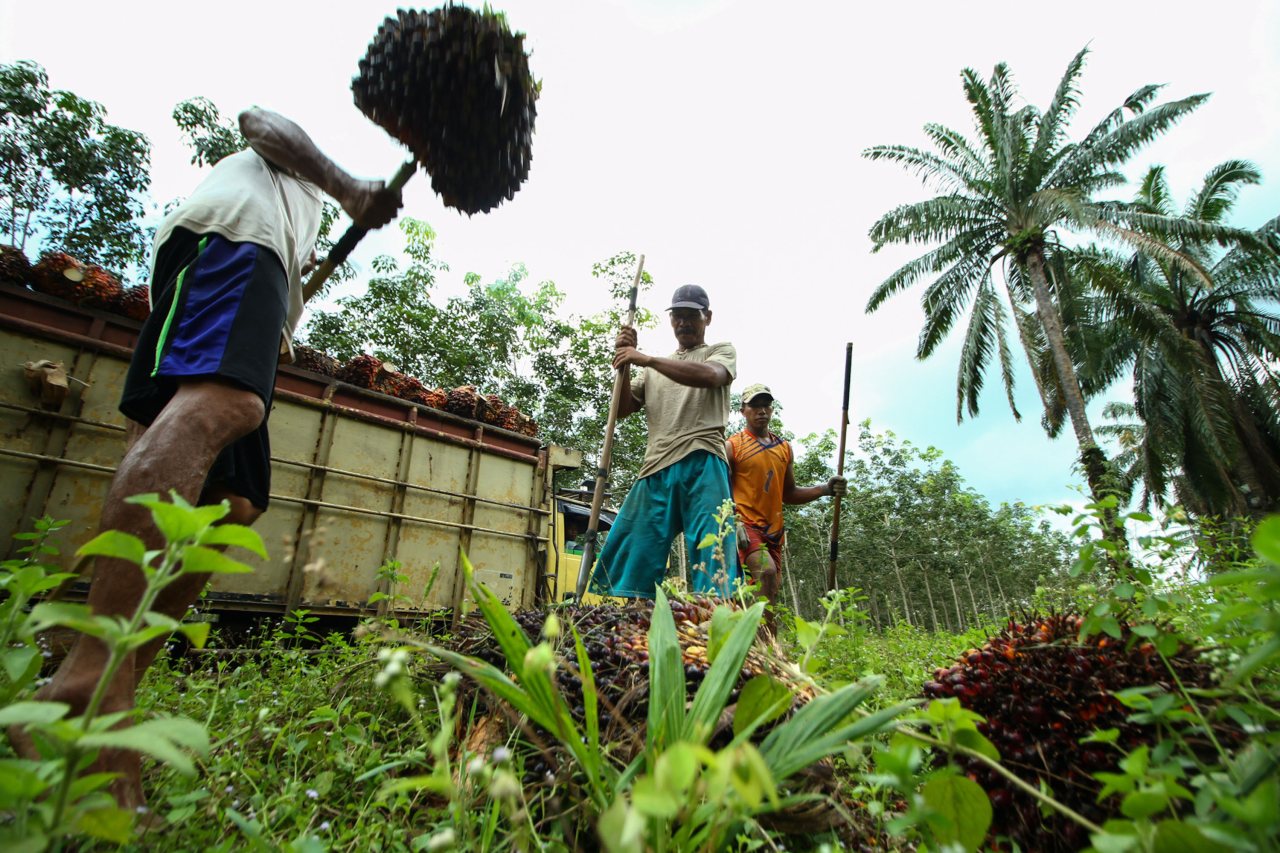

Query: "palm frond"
<box><xmin>866</xmin><ymin>229</ymin><xmax>999</xmax><ymax>312</ymax></box>
<box><xmin>954</xmin><ymin>274</ymin><xmax>1013</xmax><ymax>420</ymax></box>
<box><xmin>862</xmin><ymin>144</ymin><xmax>986</xmax><ymax>196</ymax></box>
<box><xmin>1028</xmin><ymin>47</ymin><xmax>1088</xmax><ymax>184</ymax></box>
<box><xmin>1186</xmin><ymin>159</ymin><xmax>1261</xmax><ymax>223</ymax></box>
<box><xmin>1051</xmin><ymin>93</ymin><xmax>1208</xmax><ymax>187</ymax></box>
<box><xmin>867</xmin><ymin>195</ymin><xmax>995</xmax><ymax>251</ymax></box>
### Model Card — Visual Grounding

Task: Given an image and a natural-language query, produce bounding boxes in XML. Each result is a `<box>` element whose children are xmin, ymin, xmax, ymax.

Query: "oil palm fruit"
<box><xmin>444</xmin><ymin>384</ymin><xmax>485</xmax><ymax>420</ymax></box>
<box><xmin>31</xmin><ymin>251</ymin><xmax>86</xmax><ymax>301</ymax></box>
<box><xmin>352</xmin><ymin>5</ymin><xmax>537</xmax><ymax>214</ymax></box>
<box><xmin>77</xmin><ymin>265</ymin><xmax>123</xmax><ymax>309</ymax></box>
<box><xmin>292</xmin><ymin>344</ymin><xmax>340</xmax><ymax>377</ymax></box>
<box><xmin>0</xmin><ymin>244</ymin><xmax>32</xmax><ymax>286</ymax></box>
<box><xmin>118</xmin><ymin>285</ymin><xmax>151</xmax><ymax>322</ymax></box>
<box><xmin>337</xmin><ymin>354</ymin><xmax>384</xmax><ymax>389</ymax></box>
<box><xmin>923</xmin><ymin>612</ymin><xmax>1219</xmax><ymax>852</ymax></box>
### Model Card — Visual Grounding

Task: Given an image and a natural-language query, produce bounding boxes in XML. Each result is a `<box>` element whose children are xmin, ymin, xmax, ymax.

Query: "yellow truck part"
<box><xmin>0</xmin><ymin>283</ymin><xmax>584</xmax><ymax>618</ymax></box>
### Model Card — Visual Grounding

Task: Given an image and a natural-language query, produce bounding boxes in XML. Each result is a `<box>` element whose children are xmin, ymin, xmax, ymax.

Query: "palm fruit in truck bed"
<box><xmin>0</xmin><ymin>244</ymin><xmax>32</xmax><ymax>286</ymax></box>
<box><xmin>351</xmin><ymin>5</ymin><xmax>537</xmax><ymax>214</ymax></box>
<box><xmin>118</xmin><ymin>285</ymin><xmax>151</xmax><ymax>322</ymax></box>
<box><xmin>291</xmin><ymin>344</ymin><xmax>340</xmax><ymax>377</ymax></box>
<box><xmin>77</xmin><ymin>265</ymin><xmax>124</xmax><ymax>309</ymax></box>
<box><xmin>31</xmin><ymin>252</ymin><xmax>87</xmax><ymax>301</ymax></box>
<box><xmin>337</xmin><ymin>354</ymin><xmax>384</xmax><ymax>389</ymax></box>
<box><xmin>416</xmin><ymin>386</ymin><xmax>448</xmax><ymax>409</ymax></box>
<box><xmin>444</xmin><ymin>385</ymin><xmax>485</xmax><ymax>420</ymax></box>
<box><xmin>482</xmin><ymin>393</ymin><xmax>509</xmax><ymax>426</ymax></box>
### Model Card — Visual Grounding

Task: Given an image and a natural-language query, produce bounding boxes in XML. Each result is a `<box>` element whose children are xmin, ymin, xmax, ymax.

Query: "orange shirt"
<box><xmin>727</xmin><ymin>430</ymin><xmax>792</xmax><ymax>538</ymax></box>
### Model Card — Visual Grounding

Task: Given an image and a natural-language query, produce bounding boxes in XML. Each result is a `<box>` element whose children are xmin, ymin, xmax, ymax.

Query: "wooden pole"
<box><xmin>826</xmin><ymin>343</ymin><xmax>853</xmax><ymax>592</ymax></box>
<box><xmin>575</xmin><ymin>255</ymin><xmax>645</xmax><ymax>599</ymax></box>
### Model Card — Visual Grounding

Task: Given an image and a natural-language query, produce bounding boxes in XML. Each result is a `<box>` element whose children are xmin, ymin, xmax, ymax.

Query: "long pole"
<box><xmin>826</xmin><ymin>343</ymin><xmax>853</xmax><ymax>592</ymax></box>
<box><xmin>575</xmin><ymin>255</ymin><xmax>645</xmax><ymax>599</ymax></box>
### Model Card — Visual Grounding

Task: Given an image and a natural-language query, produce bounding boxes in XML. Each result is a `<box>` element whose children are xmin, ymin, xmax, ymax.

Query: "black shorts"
<box><xmin>120</xmin><ymin>227</ymin><xmax>287</xmax><ymax>510</ymax></box>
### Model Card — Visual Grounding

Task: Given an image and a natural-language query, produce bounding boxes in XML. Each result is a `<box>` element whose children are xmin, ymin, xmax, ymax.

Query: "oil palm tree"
<box><xmin>863</xmin><ymin>46</ymin><xmax>1254</xmax><ymax>536</ymax></box>
<box><xmin>1079</xmin><ymin>163</ymin><xmax>1280</xmax><ymax>516</ymax></box>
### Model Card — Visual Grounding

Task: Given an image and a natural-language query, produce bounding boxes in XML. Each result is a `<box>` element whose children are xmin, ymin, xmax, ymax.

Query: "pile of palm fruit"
<box><xmin>296</xmin><ymin>346</ymin><xmax>537</xmax><ymax>436</ymax></box>
<box><xmin>922</xmin><ymin>611</ymin><xmax>1228</xmax><ymax>852</ymax></box>
<box><xmin>5</xmin><ymin>246</ymin><xmax>150</xmax><ymax>320</ymax></box>
<box><xmin>448</xmin><ymin>596</ymin><xmax>815</xmax><ymax>754</ymax></box>
<box><xmin>429</xmin><ymin>595</ymin><xmax>874</xmax><ymax>840</ymax></box>
<box><xmin>352</xmin><ymin>5</ymin><xmax>537</xmax><ymax>214</ymax></box>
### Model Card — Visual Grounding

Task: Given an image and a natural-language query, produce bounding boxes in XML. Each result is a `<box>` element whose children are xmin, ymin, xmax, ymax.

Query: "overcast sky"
<box><xmin>4</xmin><ymin>0</ymin><xmax>1278</xmax><ymax>512</ymax></box>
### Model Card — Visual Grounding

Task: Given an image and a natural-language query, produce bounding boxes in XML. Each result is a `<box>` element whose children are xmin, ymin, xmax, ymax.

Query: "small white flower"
<box><xmin>426</xmin><ymin>828</ymin><xmax>456</xmax><ymax>851</ymax></box>
<box><xmin>492</xmin><ymin>746</ymin><xmax>512</xmax><ymax>764</ymax></box>
<box><xmin>319</xmin><ymin>821</ymin><xmax>330</xmax><ymax>831</ymax></box>
<box><xmin>467</xmin><ymin>757</ymin><xmax>485</xmax><ymax>775</ymax></box>
<box><xmin>135</xmin><ymin>805</ymin><xmax>148</xmax><ymax>814</ymax></box>
<box><xmin>306</xmin><ymin>789</ymin><xmax>319</xmax><ymax>799</ymax></box>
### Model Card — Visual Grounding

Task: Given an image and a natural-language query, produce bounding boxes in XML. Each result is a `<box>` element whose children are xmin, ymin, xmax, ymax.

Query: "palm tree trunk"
<box><xmin>1025</xmin><ymin>249</ymin><xmax>1129</xmax><ymax>560</ymax></box>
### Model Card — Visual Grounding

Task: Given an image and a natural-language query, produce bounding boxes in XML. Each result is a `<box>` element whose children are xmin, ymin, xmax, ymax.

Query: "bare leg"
<box><xmin>744</xmin><ymin>546</ymin><xmax>781</xmax><ymax>634</ymax></box>
<box><xmin>31</xmin><ymin>379</ymin><xmax>264</xmax><ymax>808</ymax></box>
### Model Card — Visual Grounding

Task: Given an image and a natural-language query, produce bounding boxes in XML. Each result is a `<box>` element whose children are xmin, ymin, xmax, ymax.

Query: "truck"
<box><xmin>0</xmin><ymin>281</ymin><xmax>611</xmax><ymax>619</ymax></box>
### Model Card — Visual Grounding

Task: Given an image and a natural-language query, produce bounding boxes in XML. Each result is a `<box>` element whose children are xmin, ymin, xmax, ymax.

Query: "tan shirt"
<box><xmin>151</xmin><ymin>149</ymin><xmax>325</xmax><ymax>352</ymax></box>
<box><xmin>631</xmin><ymin>341</ymin><xmax>737</xmax><ymax>480</ymax></box>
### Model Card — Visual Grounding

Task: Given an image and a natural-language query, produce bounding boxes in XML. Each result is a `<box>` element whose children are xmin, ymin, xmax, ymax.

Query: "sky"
<box><xmin>3</xmin><ymin>0</ymin><xmax>1278</xmax><ymax>513</ymax></box>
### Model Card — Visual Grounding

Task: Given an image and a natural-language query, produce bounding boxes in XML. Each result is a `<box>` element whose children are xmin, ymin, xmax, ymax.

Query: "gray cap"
<box><xmin>668</xmin><ymin>284</ymin><xmax>710</xmax><ymax>311</ymax></box>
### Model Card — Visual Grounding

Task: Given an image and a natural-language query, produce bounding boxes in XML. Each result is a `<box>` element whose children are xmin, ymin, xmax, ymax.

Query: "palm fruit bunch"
<box><xmin>482</xmin><ymin>393</ymin><xmax>509</xmax><ymax>427</ymax></box>
<box><xmin>922</xmin><ymin>612</ymin><xmax>1220</xmax><ymax>852</ymax></box>
<box><xmin>512</xmin><ymin>411</ymin><xmax>537</xmax><ymax>437</ymax></box>
<box><xmin>378</xmin><ymin>370</ymin><xmax>424</xmax><ymax>399</ymax></box>
<box><xmin>77</xmin><ymin>265</ymin><xmax>124</xmax><ymax>310</ymax></box>
<box><xmin>116</xmin><ymin>285</ymin><xmax>151</xmax><ymax>322</ymax></box>
<box><xmin>337</xmin><ymin>354</ymin><xmax>385</xmax><ymax>389</ymax></box>
<box><xmin>412</xmin><ymin>386</ymin><xmax>449</xmax><ymax>409</ymax></box>
<box><xmin>351</xmin><ymin>5</ymin><xmax>537</xmax><ymax>214</ymax></box>
<box><xmin>31</xmin><ymin>251</ymin><xmax>87</xmax><ymax>301</ymax></box>
<box><xmin>0</xmin><ymin>244</ymin><xmax>32</xmax><ymax>286</ymax></box>
<box><xmin>291</xmin><ymin>344</ymin><xmax>341</xmax><ymax>378</ymax></box>
<box><xmin>444</xmin><ymin>384</ymin><xmax>488</xmax><ymax>420</ymax></box>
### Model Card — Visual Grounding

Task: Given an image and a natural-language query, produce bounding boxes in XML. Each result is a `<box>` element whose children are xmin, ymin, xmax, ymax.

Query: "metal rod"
<box><xmin>827</xmin><ymin>342</ymin><xmax>853</xmax><ymax>592</ymax></box>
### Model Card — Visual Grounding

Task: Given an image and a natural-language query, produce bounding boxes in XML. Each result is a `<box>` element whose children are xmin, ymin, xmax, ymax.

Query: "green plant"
<box><xmin>385</xmin><ymin>555</ymin><xmax>907</xmax><ymax>849</ymax></box>
<box><xmin>1</xmin><ymin>493</ymin><xmax>263</xmax><ymax>851</ymax></box>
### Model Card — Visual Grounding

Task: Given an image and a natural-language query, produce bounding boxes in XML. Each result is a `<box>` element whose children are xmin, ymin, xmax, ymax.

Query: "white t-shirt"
<box><xmin>152</xmin><ymin>149</ymin><xmax>325</xmax><ymax>349</ymax></box>
<box><xmin>631</xmin><ymin>341</ymin><xmax>737</xmax><ymax>479</ymax></box>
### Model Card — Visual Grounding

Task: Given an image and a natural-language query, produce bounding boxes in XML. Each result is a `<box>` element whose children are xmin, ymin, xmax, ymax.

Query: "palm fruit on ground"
<box><xmin>31</xmin><ymin>252</ymin><xmax>87</xmax><ymax>301</ymax></box>
<box><xmin>337</xmin><ymin>354</ymin><xmax>384</xmax><ymax>389</ymax></box>
<box><xmin>0</xmin><ymin>244</ymin><xmax>32</xmax><ymax>286</ymax></box>
<box><xmin>118</xmin><ymin>285</ymin><xmax>151</xmax><ymax>322</ymax></box>
<box><xmin>922</xmin><ymin>612</ymin><xmax>1223</xmax><ymax>852</ymax></box>
<box><xmin>291</xmin><ymin>344</ymin><xmax>340</xmax><ymax>377</ymax></box>
<box><xmin>76</xmin><ymin>265</ymin><xmax>124</xmax><ymax>309</ymax></box>
<box><xmin>352</xmin><ymin>5</ymin><xmax>537</xmax><ymax>214</ymax></box>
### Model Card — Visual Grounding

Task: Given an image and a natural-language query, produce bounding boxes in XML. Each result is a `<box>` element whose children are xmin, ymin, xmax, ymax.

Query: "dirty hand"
<box><xmin>615</xmin><ymin>326</ymin><xmax>638</xmax><ymax>350</ymax></box>
<box><xmin>826</xmin><ymin>476</ymin><xmax>848</xmax><ymax>497</ymax></box>
<box><xmin>613</xmin><ymin>346</ymin><xmax>651</xmax><ymax>370</ymax></box>
<box><xmin>341</xmin><ymin>178</ymin><xmax>404</xmax><ymax>229</ymax></box>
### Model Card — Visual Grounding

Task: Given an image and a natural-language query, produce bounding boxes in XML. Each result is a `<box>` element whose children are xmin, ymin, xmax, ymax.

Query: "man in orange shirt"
<box><xmin>726</xmin><ymin>384</ymin><xmax>846</xmax><ymax>609</ymax></box>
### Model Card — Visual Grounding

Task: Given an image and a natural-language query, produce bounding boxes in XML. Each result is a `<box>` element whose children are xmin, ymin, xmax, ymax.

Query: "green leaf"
<box><xmin>793</xmin><ymin>617</ymin><xmax>820</xmax><ymax>653</ymax></box>
<box><xmin>2</xmin><ymin>646</ymin><xmax>40</xmax><ymax>683</ymax></box>
<box><xmin>73</xmin><ymin>805</ymin><xmax>134</xmax><ymax>843</ymax></box>
<box><xmin>1090</xmin><ymin>828</ymin><xmax>1139</xmax><ymax>853</ymax></box>
<box><xmin>1121</xmin><ymin>788</ymin><xmax>1170</xmax><ymax>819</ymax></box>
<box><xmin>696</xmin><ymin>533</ymin><xmax>718</xmax><ymax>550</ymax></box>
<box><xmin>954</xmin><ymin>728</ymin><xmax>1001</xmax><ymax>762</ymax></box>
<box><xmin>686</xmin><ymin>601</ymin><xmax>763</xmax><ymax>743</ymax></box>
<box><xmin>0</xmin><ymin>700</ymin><xmax>71</xmax><ymax>727</ymax></box>
<box><xmin>631</xmin><ymin>775</ymin><xmax>680</xmax><ymax>818</ymax></box>
<box><xmin>198</xmin><ymin>523</ymin><xmax>267</xmax><ymax>557</ymax></box>
<box><xmin>26</xmin><ymin>602</ymin><xmax>114</xmax><ymax>637</ymax></box>
<box><xmin>1252</xmin><ymin>517</ymin><xmax>1280</xmax><ymax>565</ymax></box>
<box><xmin>922</xmin><ymin>773</ymin><xmax>992</xmax><ymax>852</ymax></box>
<box><xmin>654</xmin><ymin>742</ymin><xmax>699</xmax><ymax>797</ymax></box>
<box><xmin>77</xmin><ymin>530</ymin><xmax>147</xmax><ymax>566</ymax></box>
<box><xmin>598</xmin><ymin>799</ymin><xmax>644</xmax><ymax>853</ymax></box>
<box><xmin>181</xmin><ymin>545</ymin><xmax>254</xmax><ymax>575</ymax></box>
<box><xmin>1152</xmin><ymin>820</ymin><xmax>1232</xmax><ymax>853</ymax></box>
<box><xmin>79</xmin><ymin>716</ymin><xmax>209</xmax><ymax>776</ymax></box>
<box><xmin>179</xmin><ymin>621</ymin><xmax>211</xmax><ymax>649</ymax></box>
<box><xmin>0</xmin><ymin>759</ymin><xmax>50</xmax><ymax>802</ymax></box>
<box><xmin>733</xmin><ymin>675</ymin><xmax>792</xmax><ymax>738</ymax></box>
<box><xmin>707</xmin><ymin>604</ymin><xmax>735</xmax><ymax>663</ymax></box>
<box><xmin>647</xmin><ymin>589</ymin><xmax>686</xmax><ymax>751</ymax></box>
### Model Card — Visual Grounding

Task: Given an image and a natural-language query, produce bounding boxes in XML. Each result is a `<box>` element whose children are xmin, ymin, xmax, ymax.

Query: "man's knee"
<box><xmin>167</xmin><ymin>381</ymin><xmax>265</xmax><ymax>447</ymax></box>
<box><xmin>204</xmin><ymin>489</ymin><xmax>263</xmax><ymax>526</ymax></box>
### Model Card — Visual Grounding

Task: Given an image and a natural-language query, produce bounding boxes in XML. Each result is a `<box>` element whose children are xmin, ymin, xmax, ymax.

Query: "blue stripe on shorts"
<box><xmin>156</xmin><ymin>237</ymin><xmax>259</xmax><ymax>378</ymax></box>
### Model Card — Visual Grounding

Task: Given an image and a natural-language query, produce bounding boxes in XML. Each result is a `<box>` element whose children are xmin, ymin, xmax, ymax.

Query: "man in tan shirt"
<box><xmin>597</xmin><ymin>284</ymin><xmax>741</xmax><ymax>598</ymax></box>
